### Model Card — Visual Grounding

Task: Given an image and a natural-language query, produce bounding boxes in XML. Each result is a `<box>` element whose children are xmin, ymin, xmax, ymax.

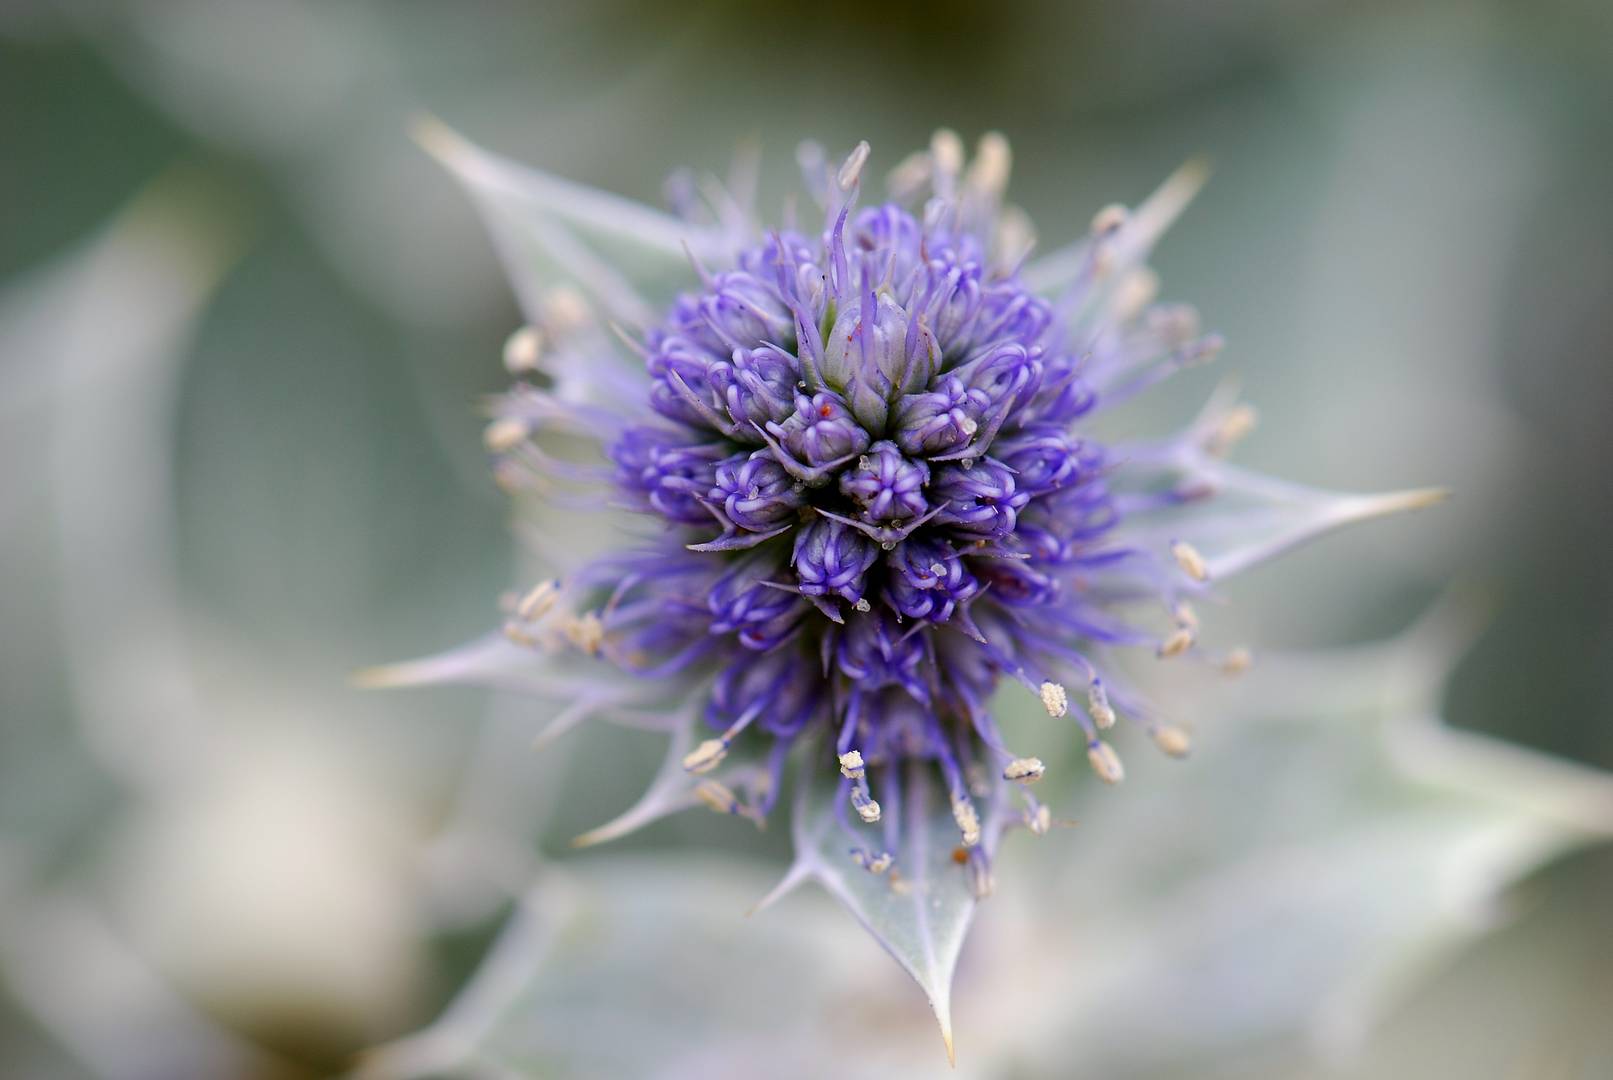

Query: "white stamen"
<box><xmin>1027</xmin><ymin>804</ymin><xmax>1052</xmax><ymax>836</ymax></box>
<box><xmin>852</xmin><ymin>789</ymin><xmax>882</xmax><ymax>824</ymax></box>
<box><xmin>886</xmin><ymin>151</ymin><xmax>931</xmax><ymax>198</ymax></box>
<box><xmin>930</xmin><ymin>129</ymin><xmax>965</xmax><ymax>179</ymax></box>
<box><xmin>1087</xmin><ymin>740</ymin><xmax>1125</xmax><ymax>784</ymax></box>
<box><xmin>1152</xmin><ymin>725</ymin><xmax>1192</xmax><ymax>758</ymax></box>
<box><xmin>1113</xmin><ymin>268</ymin><xmax>1161</xmax><ymax>322</ymax></box>
<box><xmin>501</xmin><ymin>620</ymin><xmax>539</xmax><ymax>648</ymax></box>
<box><xmin>993</xmin><ymin>204</ymin><xmax>1037</xmax><ymax>268</ymax></box>
<box><xmin>1173</xmin><ymin>601</ymin><xmax>1200</xmax><ymax>631</ymax></box>
<box><xmin>1088</xmin><ymin>681</ymin><xmax>1116</xmax><ymax>729</ymax></box>
<box><xmin>1151</xmin><ymin>303</ymin><xmax>1202</xmax><ymax>345</ymax></box>
<box><xmin>969</xmin><ymin>862</ymin><xmax>995</xmax><ymax>900</ymax></box>
<box><xmin>1038</xmin><ymin>681</ymin><xmax>1068</xmax><ymax>718</ymax></box>
<box><xmin>837</xmin><ymin>140</ymin><xmax>872</xmax><ymax>191</ymax></box>
<box><xmin>1003</xmin><ymin>757</ymin><xmax>1045</xmax><ymax>784</ymax></box>
<box><xmin>929</xmin><ymin>562</ymin><xmax>946</xmax><ymax>576</ymax></box>
<box><xmin>951</xmin><ymin>793</ymin><xmax>982</xmax><ymax>847</ymax></box>
<box><xmin>966</xmin><ymin>131</ymin><xmax>1012</xmax><ymax>197</ymax></box>
<box><xmin>682</xmin><ymin>738</ymin><xmax>728</xmax><ymax>775</ymax></box>
<box><xmin>1207</xmin><ymin>403</ymin><xmax>1258</xmax><ymax>456</ymax></box>
<box><xmin>965</xmin><ymin>761</ymin><xmax>990</xmax><ymax>798</ymax></box>
<box><xmin>1170</xmin><ymin>540</ymin><xmax>1210</xmax><ymax>582</ymax></box>
<box><xmin>838</xmin><ymin>750</ymin><xmax>866</xmax><ymax>779</ymax></box>
<box><xmin>563</xmin><ymin>611</ymin><xmax>604</xmax><ymax>655</ymax></box>
<box><xmin>1158</xmin><ymin>625</ymin><xmax>1195</xmax><ymax>659</ymax></box>
<box><xmin>502</xmin><ymin>325</ymin><xmax>544</xmax><ymax>374</ymax></box>
<box><xmin>482</xmin><ymin>416</ymin><xmax>528</xmax><ymax>454</ymax></box>
<box><xmin>694</xmin><ymin>778</ymin><xmax>739</xmax><ymax>814</ymax></box>
<box><xmin>853</xmin><ymin>597</ymin><xmax>871</xmax><ymax>613</ymax></box>
<box><xmin>1222</xmin><ymin>646</ymin><xmax>1252</xmax><ymax>676</ymax></box>
<box><xmin>850</xmin><ymin>848</ymin><xmax>893</xmax><ymax>873</ymax></box>
<box><xmin>491</xmin><ymin>459</ymin><xmax>525</xmax><ymax>495</ymax></box>
<box><xmin>540</xmin><ymin>286</ymin><xmax>591</xmax><ymax>336</ymax></box>
<box><xmin>1090</xmin><ymin>203</ymin><xmax>1129</xmax><ymax>236</ymax></box>
<box><xmin>515</xmin><ymin>579</ymin><xmax>560</xmax><ymax>621</ymax></box>
<box><xmin>959</xmin><ymin>415</ymin><xmax>979</xmax><ymax>436</ymax></box>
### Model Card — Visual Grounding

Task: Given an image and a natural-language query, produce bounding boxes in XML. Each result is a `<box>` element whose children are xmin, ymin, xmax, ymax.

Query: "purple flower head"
<box><xmin>399</xmin><ymin>128</ymin><xmax>1444</xmax><ymax>1046</ymax></box>
<box><xmin>886</xmin><ymin>536</ymin><xmax>978</xmax><ymax>623</ymax></box>
<box><xmin>996</xmin><ymin>424</ymin><xmax>1104</xmax><ymax>498</ymax></box>
<box><xmin>709</xmin><ymin>343</ymin><xmax>799</xmax><ymax>432</ymax></box>
<box><xmin>677</xmin><ymin>270</ymin><xmax>791</xmax><ymax>355</ymax></box>
<box><xmin>711</xmin><ymin>449</ymin><xmax>804</xmax><ymax>532</ymax></box>
<box><xmin>765</xmin><ymin>390</ymin><xmax>871</xmax><ymax>473</ymax></box>
<box><xmin>707</xmin><ymin>553</ymin><xmax>808</xmax><ymax>651</ymax></box>
<box><xmin>839</xmin><ymin>440</ymin><xmax>930</xmax><ymax>523</ymax></box>
<box><xmin>792</xmin><ymin>516</ymin><xmax>878</xmax><ymax>606</ymax></box>
<box><xmin>646</xmin><ymin>335</ymin><xmax>726</xmax><ymax>430</ymax></box>
<box><xmin>931</xmin><ymin>457</ymin><xmax>1030</xmax><ymax>538</ymax></box>
<box><xmin>892</xmin><ymin>375</ymin><xmax>992</xmax><ymax>457</ymax></box>
<box><xmin>835</xmin><ymin>614</ymin><xmax>929</xmax><ymax>701</ymax></box>
<box><xmin>610</xmin><ymin>425</ymin><xmax>723</xmax><ymax>526</ymax></box>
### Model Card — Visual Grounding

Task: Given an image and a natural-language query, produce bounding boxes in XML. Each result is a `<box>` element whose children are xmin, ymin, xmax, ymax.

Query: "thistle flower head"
<box><xmin>544</xmin><ymin>138</ymin><xmax>1232</xmax><ymax>841</ymax></box>
<box><xmin>379</xmin><ymin>120</ymin><xmax>1447</xmax><ymax>1054</ymax></box>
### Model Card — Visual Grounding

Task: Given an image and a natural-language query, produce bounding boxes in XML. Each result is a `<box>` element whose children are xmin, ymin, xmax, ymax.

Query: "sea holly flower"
<box><xmin>365</xmin><ymin>120</ymin><xmax>1449</xmax><ymax>1055</ymax></box>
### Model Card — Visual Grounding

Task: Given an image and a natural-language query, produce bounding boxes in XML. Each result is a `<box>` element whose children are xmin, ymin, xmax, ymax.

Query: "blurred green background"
<box><xmin>3</xmin><ymin>2</ymin><xmax>1611</xmax><ymax>1077</ymax></box>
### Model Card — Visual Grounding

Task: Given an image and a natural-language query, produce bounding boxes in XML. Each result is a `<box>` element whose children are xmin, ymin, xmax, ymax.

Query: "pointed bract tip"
<box><xmin>408</xmin><ymin>112</ymin><xmax>467</xmax><ymax>166</ymax></box>
<box><xmin>1391</xmin><ymin>486</ymin><xmax>1453</xmax><ymax>511</ymax></box>
<box><xmin>1348</xmin><ymin>485</ymin><xmax>1453</xmax><ymax>523</ymax></box>
<box><xmin>940</xmin><ymin>1016</ymin><xmax>956</xmax><ymax>1067</ymax></box>
<box><xmin>569</xmin><ymin>825</ymin><xmax>613</xmax><ymax>849</ymax></box>
<box><xmin>349</xmin><ymin>662</ymin><xmax>418</xmax><ymax>690</ymax></box>
<box><xmin>747</xmin><ymin>864</ymin><xmax>809</xmax><ymax>917</ymax></box>
<box><xmin>571</xmin><ymin>808</ymin><xmax>648</xmax><ymax>849</ymax></box>
<box><xmin>1177</xmin><ymin>154</ymin><xmax>1214</xmax><ymax>188</ymax></box>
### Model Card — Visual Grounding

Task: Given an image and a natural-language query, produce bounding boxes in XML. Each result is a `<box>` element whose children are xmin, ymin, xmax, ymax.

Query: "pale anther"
<box><xmin>951</xmin><ymin>793</ymin><xmax>982</xmax><ymax>847</ymax></box>
<box><xmin>483</xmin><ymin>417</ymin><xmax>528</xmax><ymax>454</ymax></box>
<box><xmin>682</xmin><ymin>738</ymin><xmax>728</xmax><ymax>775</ymax></box>
<box><xmin>1088</xmin><ymin>681</ymin><xmax>1116</xmax><ymax>729</ymax></box>
<box><xmin>564</xmin><ymin>611</ymin><xmax>605</xmax><ymax>655</ymax></box>
<box><xmin>515</xmin><ymin>579</ymin><xmax>560</xmax><ymax>621</ymax></box>
<box><xmin>1152</xmin><ymin>725</ymin><xmax>1192</xmax><ymax>758</ymax></box>
<box><xmin>1003</xmin><ymin>757</ymin><xmax>1045</xmax><ymax>784</ymax></box>
<box><xmin>1158</xmin><ymin>625</ymin><xmax>1195</xmax><ymax>659</ymax></box>
<box><xmin>502</xmin><ymin>325</ymin><xmax>544</xmax><ymax>375</ymax></box>
<box><xmin>1170</xmin><ymin>540</ymin><xmax>1210</xmax><ymax>582</ymax></box>
<box><xmin>1087</xmin><ymin>740</ymin><xmax>1125</xmax><ymax>784</ymax></box>
<box><xmin>694</xmin><ymin>778</ymin><xmax>740</xmax><ymax>814</ymax></box>
<box><xmin>837</xmin><ymin>140</ymin><xmax>871</xmax><ymax>190</ymax></box>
